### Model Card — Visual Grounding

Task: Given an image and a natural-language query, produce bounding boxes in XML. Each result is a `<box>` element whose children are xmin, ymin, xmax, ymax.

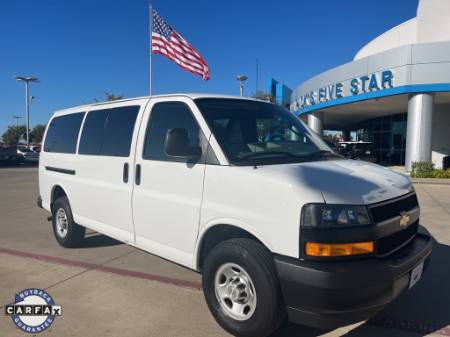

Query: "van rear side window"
<box><xmin>79</xmin><ymin>106</ymin><xmax>139</xmax><ymax>157</ymax></box>
<box><xmin>44</xmin><ymin>112</ymin><xmax>85</xmax><ymax>153</ymax></box>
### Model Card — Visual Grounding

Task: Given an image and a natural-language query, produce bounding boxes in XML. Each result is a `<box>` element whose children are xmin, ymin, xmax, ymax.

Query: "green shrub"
<box><xmin>432</xmin><ymin>169</ymin><xmax>450</xmax><ymax>179</ymax></box>
<box><xmin>411</xmin><ymin>162</ymin><xmax>434</xmax><ymax>178</ymax></box>
<box><xmin>410</xmin><ymin>161</ymin><xmax>450</xmax><ymax>179</ymax></box>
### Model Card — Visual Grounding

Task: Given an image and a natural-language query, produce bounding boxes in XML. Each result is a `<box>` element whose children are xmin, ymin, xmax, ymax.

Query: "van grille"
<box><xmin>369</xmin><ymin>192</ymin><xmax>420</xmax><ymax>257</ymax></box>
<box><xmin>369</xmin><ymin>193</ymin><xmax>418</xmax><ymax>223</ymax></box>
<box><xmin>377</xmin><ymin>221</ymin><xmax>419</xmax><ymax>256</ymax></box>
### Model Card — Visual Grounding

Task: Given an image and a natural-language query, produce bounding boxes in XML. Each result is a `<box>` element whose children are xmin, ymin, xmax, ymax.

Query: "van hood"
<box><xmin>264</xmin><ymin>159</ymin><xmax>413</xmax><ymax>205</ymax></box>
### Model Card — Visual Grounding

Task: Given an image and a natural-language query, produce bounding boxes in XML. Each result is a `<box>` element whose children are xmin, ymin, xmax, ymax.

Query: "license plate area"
<box><xmin>409</xmin><ymin>261</ymin><xmax>424</xmax><ymax>289</ymax></box>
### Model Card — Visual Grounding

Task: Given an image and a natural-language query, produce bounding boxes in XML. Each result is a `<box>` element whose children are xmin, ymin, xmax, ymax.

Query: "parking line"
<box><xmin>0</xmin><ymin>247</ymin><xmax>202</xmax><ymax>290</ymax></box>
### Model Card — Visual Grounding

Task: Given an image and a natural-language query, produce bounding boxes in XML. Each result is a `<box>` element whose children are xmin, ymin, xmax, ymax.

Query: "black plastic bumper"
<box><xmin>37</xmin><ymin>195</ymin><xmax>43</xmax><ymax>209</ymax></box>
<box><xmin>274</xmin><ymin>225</ymin><xmax>432</xmax><ymax>329</ymax></box>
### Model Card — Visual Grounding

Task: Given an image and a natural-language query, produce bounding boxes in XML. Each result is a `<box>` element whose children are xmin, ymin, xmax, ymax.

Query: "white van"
<box><xmin>38</xmin><ymin>94</ymin><xmax>432</xmax><ymax>337</ymax></box>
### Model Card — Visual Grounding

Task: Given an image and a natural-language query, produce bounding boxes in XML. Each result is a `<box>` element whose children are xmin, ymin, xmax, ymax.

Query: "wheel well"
<box><xmin>51</xmin><ymin>185</ymin><xmax>67</xmax><ymax>210</ymax></box>
<box><xmin>197</xmin><ymin>224</ymin><xmax>265</xmax><ymax>271</ymax></box>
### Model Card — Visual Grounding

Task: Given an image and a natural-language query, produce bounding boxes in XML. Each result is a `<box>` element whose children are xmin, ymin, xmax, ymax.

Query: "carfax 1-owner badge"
<box><xmin>5</xmin><ymin>288</ymin><xmax>62</xmax><ymax>333</ymax></box>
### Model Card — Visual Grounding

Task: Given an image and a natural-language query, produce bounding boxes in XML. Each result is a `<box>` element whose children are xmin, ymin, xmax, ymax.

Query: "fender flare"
<box><xmin>194</xmin><ymin>218</ymin><xmax>273</xmax><ymax>271</ymax></box>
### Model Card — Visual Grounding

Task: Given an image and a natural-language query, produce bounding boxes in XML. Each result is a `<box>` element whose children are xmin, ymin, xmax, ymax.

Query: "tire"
<box><xmin>51</xmin><ymin>196</ymin><xmax>85</xmax><ymax>248</ymax></box>
<box><xmin>202</xmin><ymin>238</ymin><xmax>285</xmax><ymax>337</ymax></box>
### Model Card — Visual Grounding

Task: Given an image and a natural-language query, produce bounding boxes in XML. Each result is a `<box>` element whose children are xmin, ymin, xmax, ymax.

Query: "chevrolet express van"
<box><xmin>38</xmin><ymin>95</ymin><xmax>432</xmax><ymax>337</ymax></box>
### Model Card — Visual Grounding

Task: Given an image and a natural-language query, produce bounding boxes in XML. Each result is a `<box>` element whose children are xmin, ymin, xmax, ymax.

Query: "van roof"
<box><xmin>54</xmin><ymin>93</ymin><xmax>264</xmax><ymax>115</ymax></box>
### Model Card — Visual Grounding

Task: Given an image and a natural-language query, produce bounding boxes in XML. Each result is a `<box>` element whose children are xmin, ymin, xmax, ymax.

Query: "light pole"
<box><xmin>12</xmin><ymin>115</ymin><xmax>23</xmax><ymax>128</ymax></box>
<box><xmin>15</xmin><ymin>76</ymin><xmax>39</xmax><ymax>147</ymax></box>
<box><xmin>236</xmin><ymin>75</ymin><xmax>248</xmax><ymax>97</ymax></box>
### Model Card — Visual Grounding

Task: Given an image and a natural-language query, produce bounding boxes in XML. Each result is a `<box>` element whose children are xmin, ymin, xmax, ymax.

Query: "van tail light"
<box><xmin>305</xmin><ymin>241</ymin><xmax>374</xmax><ymax>257</ymax></box>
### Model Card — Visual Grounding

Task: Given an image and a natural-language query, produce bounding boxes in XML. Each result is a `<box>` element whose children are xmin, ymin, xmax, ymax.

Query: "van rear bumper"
<box><xmin>274</xmin><ymin>225</ymin><xmax>432</xmax><ymax>329</ymax></box>
<box><xmin>37</xmin><ymin>195</ymin><xmax>43</xmax><ymax>209</ymax></box>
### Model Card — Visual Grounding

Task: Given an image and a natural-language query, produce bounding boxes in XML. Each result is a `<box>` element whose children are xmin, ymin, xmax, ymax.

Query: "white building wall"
<box><xmin>354</xmin><ymin>19</ymin><xmax>417</xmax><ymax>60</ymax></box>
<box><xmin>354</xmin><ymin>0</ymin><xmax>450</xmax><ymax>61</ymax></box>
<box><xmin>417</xmin><ymin>0</ymin><xmax>450</xmax><ymax>43</ymax></box>
<box><xmin>431</xmin><ymin>104</ymin><xmax>450</xmax><ymax>169</ymax></box>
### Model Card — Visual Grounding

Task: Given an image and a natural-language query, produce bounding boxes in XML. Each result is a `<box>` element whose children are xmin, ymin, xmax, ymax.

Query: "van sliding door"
<box><xmin>70</xmin><ymin>100</ymin><xmax>148</xmax><ymax>243</ymax></box>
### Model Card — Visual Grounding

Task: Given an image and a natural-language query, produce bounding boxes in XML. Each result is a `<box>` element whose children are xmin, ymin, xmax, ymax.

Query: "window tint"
<box><xmin>143</xmin><ymin>102</ymin><xmax>202</xmax><ymax>161</ymax></box>
<box><xmin>79</xmin><ymin>106</ymin><xmax>139</xmax><ymax>157</ymax></box>
<box><xmin>103</xmin><ymin>107</ymin><xmax>139</xmax><ymax>156</ymax></box>
<box><xmin>44</xmin><ymin>112</ymin><xmax>85</xmax><ymax>153</ymax></box>
<box><xmin>195</xmin><ymin>98</ymin><xmax>333</xmax><ymax>166</ymax></box>
<box><xmin>78</xmin><ymin>109</ymin><xmax>108</xmax><ymax>155</ymax></box>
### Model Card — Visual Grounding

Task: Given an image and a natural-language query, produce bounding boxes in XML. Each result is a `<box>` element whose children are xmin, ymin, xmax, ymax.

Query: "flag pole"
<box><xmin>148</xmin><ymin>2</ymin><xmax>153</xmax><ymax>96</ymax></box>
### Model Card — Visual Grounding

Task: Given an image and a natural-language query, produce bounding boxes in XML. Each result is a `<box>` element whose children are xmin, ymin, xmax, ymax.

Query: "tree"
<box><xmin>251</xmin><ymin>90</ymin><xmax>275</xmax><ymax>103</ymax></box>
<box><xmin>93</xmin><ymin>92</ymin><xmax>124</xmax><ymax>102</ymax></box>
<box><xmin>2</xmin><ymin>125</ymin><xmax>27</xmax><ymax>145</ymax></box>
<box><xmin>30</xmin><ymin>124</ymin><xmax>46</xmax><ymax>144</ymax></box>
<box><xmin>105</xmin><ymin>92</ymin><xmax>124</xmax><ymax>101</ymax></box>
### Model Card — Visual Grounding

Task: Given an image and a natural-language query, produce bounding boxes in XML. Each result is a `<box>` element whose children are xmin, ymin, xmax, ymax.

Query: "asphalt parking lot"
<box><xmin>0</xmin><ymin>166</ymin><xmax>449</xmax><ymax>337</ymax></box>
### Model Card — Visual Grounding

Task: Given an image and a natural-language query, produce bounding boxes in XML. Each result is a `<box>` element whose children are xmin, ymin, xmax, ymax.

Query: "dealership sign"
<box><xmin>293</xmin><ymin>70</ymin><xmax>394</xmax><ymax>111</ymax></box>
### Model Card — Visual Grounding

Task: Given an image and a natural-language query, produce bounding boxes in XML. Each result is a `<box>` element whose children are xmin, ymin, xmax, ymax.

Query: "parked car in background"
<box><xmin>339</xmin><ymin>141</ymin><xmax>377</xmax><ymax>163</ymax></box>
<box><xmin>17</xmin><ymin>146</ymin><xmax>39</xmax><ymax>164</ymax></box>
<box><xmin>0</xmin><ymin>146</ymin><xmax>24</xmax><ymax>165</ymax></box>
<box><xmin>30</xmin><ymin>144</ymin><xmax>42</xmax><ymax>153</ymax></box>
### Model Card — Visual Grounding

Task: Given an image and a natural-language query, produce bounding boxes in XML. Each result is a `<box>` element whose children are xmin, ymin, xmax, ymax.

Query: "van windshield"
<box><xmin>195</xmin><ymin>98</ymin><xmax>340</xmax><ymax>166</ymax></box>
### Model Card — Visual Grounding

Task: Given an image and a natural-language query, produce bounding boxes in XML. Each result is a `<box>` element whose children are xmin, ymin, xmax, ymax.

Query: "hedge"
<box><xmin>410</xmin><ymin>161</ymin><xmax>450</xmax><ymax>179</ymax></box>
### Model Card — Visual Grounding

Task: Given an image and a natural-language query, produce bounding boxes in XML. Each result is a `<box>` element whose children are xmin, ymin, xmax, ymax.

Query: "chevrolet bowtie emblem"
<box><xmin>399</xmin><ymin>212</ymin><xmax>410</xmax><ymax>227</ymax></box>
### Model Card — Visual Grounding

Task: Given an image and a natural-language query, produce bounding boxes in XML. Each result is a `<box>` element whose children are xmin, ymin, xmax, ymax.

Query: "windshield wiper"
<box><xmin>239</xmin><ymin>151</ymin><xmax>301</xmax><ymax>160</ymax></box>
<box><xmin>298</xmin><ymin>150</ymin><xmax>342</xmax><ymax>159</ymax></box>
<box><xmin>238</xmin><ymin>150</ymin><xmax>342</xmax><ymax>162</ymax></box>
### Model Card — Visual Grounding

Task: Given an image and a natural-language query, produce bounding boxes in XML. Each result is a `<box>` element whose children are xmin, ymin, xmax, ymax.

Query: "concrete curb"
<box><xmin>411</xmin><ymin>178</ymin><xmax>450</xmax><ymax>185</ymax></box>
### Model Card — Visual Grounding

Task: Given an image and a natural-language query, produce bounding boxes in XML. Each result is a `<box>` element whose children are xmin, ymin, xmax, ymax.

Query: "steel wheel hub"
<box><xmin>55</xmin><ymin>208</ymin><xmax>68</xmax><ymax>238</ymax></box>
<box><xmin>214</xmin><ymin>263</ymin><xmax>257</xmax><ymax>321</ymax></box>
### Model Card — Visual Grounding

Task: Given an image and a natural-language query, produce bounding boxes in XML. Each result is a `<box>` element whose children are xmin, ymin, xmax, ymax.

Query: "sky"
<box><xmin>0</xmin><ymin>0</ymin><xmax>418</xmax><ymax>135</ymax></box>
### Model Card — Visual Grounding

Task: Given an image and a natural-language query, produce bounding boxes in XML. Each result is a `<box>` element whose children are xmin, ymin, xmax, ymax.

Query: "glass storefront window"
<box><xmin>355</xmin><ymin>113</ymin><xmax>407</xmax><ymax>165</ymax></box>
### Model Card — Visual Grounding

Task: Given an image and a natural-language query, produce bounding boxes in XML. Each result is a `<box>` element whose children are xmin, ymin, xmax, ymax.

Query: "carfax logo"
<box><xmin>5</xmin><ymin>288</ymin><xmax>62</xmax><ymax>333</ymax></box>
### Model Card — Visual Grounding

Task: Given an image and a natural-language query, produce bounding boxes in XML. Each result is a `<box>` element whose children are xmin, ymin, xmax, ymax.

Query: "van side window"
<box><xmin>44</xmin><ymin>112</ymin><xmax>85</xmax><ymax>153</ymax></box>
<box><xmin>79</xmin><ymin>106</ymin><xmax>139</xmax><ymax>157</ymax></box>
<box><xmin>143</xmin><ymin>102</ymin><xmax>202</xmax><ymax>162</ymax></box>
<box><xmin>78</xmin><ymin>109</ymin><xmax>108</xmax><ymax>155</ymax></box>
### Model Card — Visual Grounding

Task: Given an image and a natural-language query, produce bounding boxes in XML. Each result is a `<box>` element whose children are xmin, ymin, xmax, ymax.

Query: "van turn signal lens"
<box><xmin>305</xmin><ymin>241</ymin><xmax>374</xmax><ymax>257</ymax></box>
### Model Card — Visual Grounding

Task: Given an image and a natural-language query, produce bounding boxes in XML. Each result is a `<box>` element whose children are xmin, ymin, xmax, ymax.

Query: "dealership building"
<box><xmin>290</xmin><ymin>0</ymin><xmax>450</xmax><ymax>170</ymax></box>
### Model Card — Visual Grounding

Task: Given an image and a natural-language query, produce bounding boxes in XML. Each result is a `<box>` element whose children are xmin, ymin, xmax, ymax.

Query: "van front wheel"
<box><xmin>202</xmin><ymin>238</ymin><xmax>285</xmax><ymax>337</ymax></box>
<box><xmin>52</xmin><ymin>196</ymin><xmax>85</xmax><ymax>248</ymax></box>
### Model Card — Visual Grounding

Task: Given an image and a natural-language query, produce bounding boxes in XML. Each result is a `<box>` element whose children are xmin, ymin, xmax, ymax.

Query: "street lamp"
<box><xmin>15</xmin><ymin>76</ymin><xmax>39</xmax><ymax>147</ymax></box>
<box><xmin>12</xmin><ymin>115</ymin><xmax>23</xmax><ymax>128</ymax></box>
<box><xmin>236</xmin><ymin>75</ymin><xmax>248</xmax><ymax>97</ymax></box>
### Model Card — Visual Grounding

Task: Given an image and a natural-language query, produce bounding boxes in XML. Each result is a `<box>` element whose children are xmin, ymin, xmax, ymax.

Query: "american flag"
<box><xmin>151</xmin><ymin>8</ymin><xmax>210</xmax><ymax>80</ymax></box>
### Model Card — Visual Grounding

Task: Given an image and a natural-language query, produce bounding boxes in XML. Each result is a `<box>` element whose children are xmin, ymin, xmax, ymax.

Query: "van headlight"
<box><xmin>301</xmin><ymin>203</ymin><xmax>371</xmax><ymax>228</ymax></box>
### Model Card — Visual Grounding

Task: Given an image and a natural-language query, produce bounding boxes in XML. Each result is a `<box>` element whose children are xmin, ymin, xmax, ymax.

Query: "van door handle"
<box><xmin>123</xmin><ymin>163</ymin><xmax>129</xmax><ymax>183</ymax></box>
<box><xmin>135</xmin><ymin>164</ymin><xmax>141</xmax><ymax>185</ymax></box>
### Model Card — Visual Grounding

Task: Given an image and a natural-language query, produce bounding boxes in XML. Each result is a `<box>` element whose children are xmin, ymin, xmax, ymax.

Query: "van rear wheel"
<box><xmin>202</xmin><ymin>238</ymin><xmax>285</xmax><ymax>337</ymax></box>
<box><xmin>52</xmin><ymin>196</ymin><xmax>85</xmax><ymax>248</ymax></box>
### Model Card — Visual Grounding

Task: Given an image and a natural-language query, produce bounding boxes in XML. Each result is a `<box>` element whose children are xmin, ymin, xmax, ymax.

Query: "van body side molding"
<box><xmin>45</xmin><ymin>166</ymin><xmax>76</xmax><ymax>175</ymax></box>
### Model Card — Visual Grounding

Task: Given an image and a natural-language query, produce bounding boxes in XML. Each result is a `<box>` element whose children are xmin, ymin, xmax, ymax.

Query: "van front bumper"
<box><xmin>274</xmin><ymin>225</ymin><xmax>432</xmax><ymax>329</ymax></box>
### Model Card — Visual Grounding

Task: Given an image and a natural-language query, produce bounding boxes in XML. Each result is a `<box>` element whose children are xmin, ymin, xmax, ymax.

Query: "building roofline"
<box><xmin>294</xmin><ymin>82</ymin><xmax>450</xmax><ymax>116</ymax></box>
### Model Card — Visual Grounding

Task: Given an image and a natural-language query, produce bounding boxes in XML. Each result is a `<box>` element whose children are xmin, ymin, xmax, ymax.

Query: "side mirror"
<box><xmin>164</xmin><ymin>128</ymin><xmax>202</xmax><ymax>160</ymax></box>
